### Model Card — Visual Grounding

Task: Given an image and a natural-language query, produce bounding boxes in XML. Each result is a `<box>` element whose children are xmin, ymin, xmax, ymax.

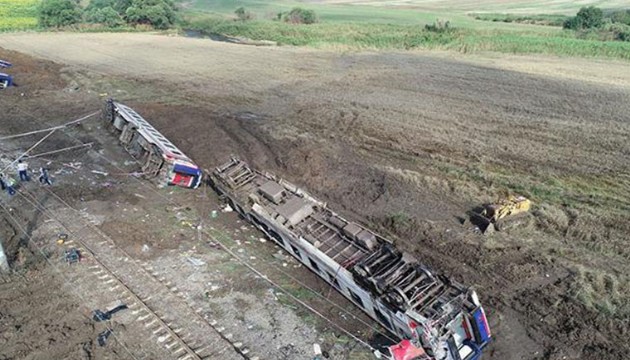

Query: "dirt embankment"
<box><xmin>2</xmin><ymin>35</ymin><xmax>630</xmax><ymax>360</ymax></box>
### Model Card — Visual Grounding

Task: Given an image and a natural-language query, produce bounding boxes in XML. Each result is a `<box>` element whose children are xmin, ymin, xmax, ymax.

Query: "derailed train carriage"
<box><xmin>210</xmin><ymin>157</ymin><xmax>492</xmax><ymax>360</ymax></box>
<box><xmin>102</xmin><ymin>100</ymin><xmax>202</xmax><ymax>188</ymax></box>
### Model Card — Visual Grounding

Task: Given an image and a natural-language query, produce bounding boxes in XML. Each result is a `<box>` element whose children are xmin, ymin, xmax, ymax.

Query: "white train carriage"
<box><xmin>102</xmin><ymin>100</ymin><xmax>202</xmax><ymax>189</ymax></box>
<box><xmin>210</xmin><ymin>157</ymin><xmax>491</xmax><ymax>360</ymax></box>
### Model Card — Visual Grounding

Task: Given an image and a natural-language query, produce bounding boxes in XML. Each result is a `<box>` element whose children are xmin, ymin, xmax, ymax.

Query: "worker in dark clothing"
<box><xmin>39</xmin><ymin>167</ymin><xmax>52</xmax><ymax>186</ymax></box>
<box><xmin>17</xmin><ymin>160</ymin><xmax>29</xmax><ymax>181</ymax></box>
<box><xmin>0</xmin><ymin>172</ymin><xmax>6</xmax><ymax>190</ymax></box>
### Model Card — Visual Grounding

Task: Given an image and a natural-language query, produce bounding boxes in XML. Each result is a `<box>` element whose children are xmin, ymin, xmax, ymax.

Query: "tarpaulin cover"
<box><xmin>174</xmin><ymin>163</ymin><xmax>201</xmax><ymax>176</ymax></box>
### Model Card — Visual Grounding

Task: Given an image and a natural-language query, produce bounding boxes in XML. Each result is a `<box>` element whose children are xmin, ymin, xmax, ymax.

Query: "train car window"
<box><xmin>308</xmin><ymin>258</ymin><xmax>320</xmax><ymax>272</ymax></box>
<box><xmin>326</xmin><ymin>272</ymin><xmax>340</xmax><ymax>288</ymax></box>
<box><xmin>350</xmin><ymin>291</ymin><xmax>364</xmax><ymax>308</ymax></box>
<box><xmin>291</xmin><ymin>245</ymin><xmax>301</xmax><ymax>258</ymax></box>
<box><xmin>268</xmin><ymin>230</ymin><xmax>283</xmax><ymax>243</ymax></box>
<box><xmin>373</xmin><ymin>308</ymin><xmax>392</xmax><ymax>330</ymax></box>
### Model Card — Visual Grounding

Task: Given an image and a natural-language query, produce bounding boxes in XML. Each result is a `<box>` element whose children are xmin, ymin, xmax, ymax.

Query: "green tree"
<box><xmin>86</xmin><ymin>0</ymin><xmax>131</xmax><ymax>14</ymax></box>
<box><xmin>86</xmin><ymin>0</ymin><xmax>114</xmax><ymax>11</ymax></box>
<box><xmin>125</xmin><ymin>0</ymin><xmax>176</xmax><ymax>29</ymax></box>
<box><xmin>111</xmin><ymin>0</ymin><xmax>132</xmax><ymax>15</ymax></box>
<box><xmin>563</xmin><ymin>6</ymin><xmax>604</xmax><ymax>30</ymax></box>
<box><xmin>576</xmin><ymin>6</ymin><xmax>603</xmax><ymax>28</ymax></box>
<box><xmin>38</xmin><ymin>0</ymin><xmax>82</xmax><ymax>27</ymax></box>
<box><xmin>86</xmin><ymin>6</ymin><xmax>124</xmax><ymax>26</ymax></box>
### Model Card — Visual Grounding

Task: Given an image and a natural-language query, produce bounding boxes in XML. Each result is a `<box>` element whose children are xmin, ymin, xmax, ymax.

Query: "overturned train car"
<box><xmin>102</xmin><ymin>100</ymin><xmax>202</xmax><ymax>188</ymax></box>
<box><xmin>210</xmin><ymin>157</ymin><xmax>491</xmax><ymax>360</ymax></box>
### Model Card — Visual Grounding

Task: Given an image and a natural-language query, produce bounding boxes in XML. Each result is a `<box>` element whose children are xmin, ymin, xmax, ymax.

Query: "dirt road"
<box><xmin>1</xmin><ymin>33</ymin><xmax>630</xmax><ymax>360</ymax></box>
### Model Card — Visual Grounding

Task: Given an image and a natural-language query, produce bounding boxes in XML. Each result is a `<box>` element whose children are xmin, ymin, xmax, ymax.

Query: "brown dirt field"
<box><xmin>1</xmin><ymin>33</ymin><xmax>630</xmax><ymax>360</ymax></box>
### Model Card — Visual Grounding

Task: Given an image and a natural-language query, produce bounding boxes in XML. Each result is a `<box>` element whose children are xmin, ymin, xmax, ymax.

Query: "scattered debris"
<box><xmin>141</xmin><ymin>244</ymin><xmax>150</xmax><ymax>252</ymax></box>
<box><xmin>91</xmin><ymin>170</ymin><xmax>109</xmax><ymax>176</ymax></box>
<box><xmin>133</xmin><ymin>193</ymin><xmax>145</xmax><ymax>199</ymax></box>
<box><xmin>56</xmin><ymin>233</ymin><xmax>68</xmax><ymax>245</ymax></box>
<box><xmin>211</xmin><ymin>210</ymin><xmax>218</xmax><ymax>218</ymax></box>
<box><xmin>64</xmin><ymin>248</ymin><xmax>81</xmax><ymax>265</ymax></box>
<box><xmin>0</xmin><ymin>63</ymin><xmax>12</xmax><ymax>89</ymax></box>
<box><xmin>222</xmin><ymin>204</ymin><xmax>233</xmax><ymax>213</ymax></box>
<box><xmin>187</xmin><ymin>257</ymin><xmax>206</xmax><ymax>267</ymax></box>
<box><xmin>97</xmin><ymin>329</ymin><xmax>113</xmax><ymax>346</ymax></box>
<box><xmin>62</xmin><ymin>162</ymin><xmax>82</xmax><ymax>170</ymax></box>
<box><xmin>92</xmin><ymin>304</ymin><xmax>128</xmax><ymax>322</ymax></box>
<box><xmin>313</xmin><ymin>343</ymin><xmax>323</xmax><ymax>360</ymax></box>
<box><xmin>259</xmin><ymin>237</ymin><xmax>267</xmax><ymax>243</ymax></box>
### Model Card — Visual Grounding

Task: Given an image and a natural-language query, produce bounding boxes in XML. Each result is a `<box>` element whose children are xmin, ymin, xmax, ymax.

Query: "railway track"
<box><xmin>2</xmin><ymin>107</ymin><xmax>388</xmax><ymax>360</ymax></box>
<box><xmin>16</xmin><ymin>187</ymin><xmax>261</xmax><ymax>360</ymax></box>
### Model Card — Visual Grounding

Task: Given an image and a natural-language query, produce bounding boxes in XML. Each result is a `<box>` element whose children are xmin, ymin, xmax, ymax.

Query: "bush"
<box><xmin>609</xmin><ymin>10</ymin><xmax>630</xmax><ymax>26</ymax></box>
<box><xmin>577</xmin><ymin>6</ymin><xmax>604</xmax><ymax>28</ymax></box>
<box><xmin>563</xmin><ymin>16</ymin><xmax>582</xmax><ymax>30</ymax></box>
<box><xmin>86</xmin><ymin>6</ymin><xmax>124</xmax><ymax>26</ymax></box>
<box><xmin>607</xmin><ymin>23</ymin><xmax>630</xmax><ymax>41</ymax></box>
<box><xmin>38</xmin><ymin>0</ymin><xmax>82</xmax><ymax>27</ymax></box>
<box><xmin>284</xmin><ymin>7</ymin><xmax>317</xmax><ymax>24</ymax></box>
<box><xmin>425</xmin><ymin>19</ymin><xmax>452</xmax><ymax>33</ymax></box>
<box><xmin>564</xmin><ymin>6</ymin><xmax>604</xmax><ymax>30</ymax></box>
<box><xmin>234</xmin><ymin>7</ymin><xmax>254</xmax><ymax>21</ymax></box>
<box><xmin>125</xmin><ymin>0</ymin><xmax>176</xmax><ymax>29</ymax></box>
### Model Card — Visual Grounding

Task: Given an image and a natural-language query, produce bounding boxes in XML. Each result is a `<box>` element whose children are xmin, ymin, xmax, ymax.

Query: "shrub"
<box><xmin>564</xmin><ymin>6</ymin><xmax>604</xmax><ymax>30</ymax></box>
<box><xmin>425</xmin><ymin>19</ymin><xmax>452</xmax><ymax>33</ymax></box>
<box><xmin>234</xmin><ymin>6</ymin><xmax>254</xmax><ymax>21</ymax></box>
<box><xmin>609</xmin><ymin>10</ymin><xmax>630</xmax><ymax>26</ymax></box>
<box><xmin>607</xmin><ymin>23</ymin><xmax>630</xmax><ymax>41</ymax></box>
<box><xmin>284</xmin><ymin>7</ymin><xmax>317</xmax><ymax>24</ymax></box>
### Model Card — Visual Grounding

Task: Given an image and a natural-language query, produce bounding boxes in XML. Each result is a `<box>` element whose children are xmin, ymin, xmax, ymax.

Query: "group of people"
<box><xmin>0</xmin><ymin>160</ymin><xmax>52</xmax><ymax>196</ymax></box>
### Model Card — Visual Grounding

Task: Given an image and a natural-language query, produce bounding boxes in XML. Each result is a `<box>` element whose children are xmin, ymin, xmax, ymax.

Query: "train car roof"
<box><xmin>212</xmin><ymin>158</ymin><xmax>474</xmax><ymax>327</ymax></box>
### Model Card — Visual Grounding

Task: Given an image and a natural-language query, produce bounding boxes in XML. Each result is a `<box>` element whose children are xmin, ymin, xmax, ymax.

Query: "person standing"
<box><xmin>17</xmin><ymin>160</ymin><xmax>29</xmax><ymax>182</ymax></box>
<box><xmin>0</xmin><ymin>172</ymin><xmax>6</xmax><ymax>191</ymax></box>
<box><xmin>5</xmin><ymin>176</ymin><xmax>16</xmax><ymax>196</ymax></box>
<box><xmin>38</xmin><ymin>167</ymin><xmax>52</xmax><ymax>186</ymax></box>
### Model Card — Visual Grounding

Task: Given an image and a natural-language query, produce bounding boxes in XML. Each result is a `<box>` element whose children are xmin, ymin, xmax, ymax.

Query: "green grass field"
<box><xmin>187</xmin><ymin>0</ymin><xmax>629</xmax><ymax>22</ymax></box>
<box><xmin>183</xmin><ymin>0</ymin><xmax>630</xmax><ymax>60</ymax></box>
<box><xmin>0</xmin><ymin>0</ymin><xmax>38</xmax><ymax>31</ymax></box>
<box><xmin>1</xmin><ymin>0</ymin><xmax>629</xmax><ymax>60</ymax></box>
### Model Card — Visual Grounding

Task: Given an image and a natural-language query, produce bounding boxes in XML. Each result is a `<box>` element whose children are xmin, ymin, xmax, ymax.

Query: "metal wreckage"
<box><xmin>102</xmin><ymin>100</ymin><xmax>492</xmax><ymax>360</ymax></box>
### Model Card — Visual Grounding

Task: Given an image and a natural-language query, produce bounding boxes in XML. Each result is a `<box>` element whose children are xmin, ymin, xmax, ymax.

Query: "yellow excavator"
<box><xmin>470</xmin><ymin>195</ymin><xmax>531</xmax><ymax>234</ymax></box>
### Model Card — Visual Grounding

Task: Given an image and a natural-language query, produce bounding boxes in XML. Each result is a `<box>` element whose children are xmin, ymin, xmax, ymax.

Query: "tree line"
<box><xmin>38</xmin><ymin>0</ymin><xmax>178</xmax><ymax>29</ymax></box>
